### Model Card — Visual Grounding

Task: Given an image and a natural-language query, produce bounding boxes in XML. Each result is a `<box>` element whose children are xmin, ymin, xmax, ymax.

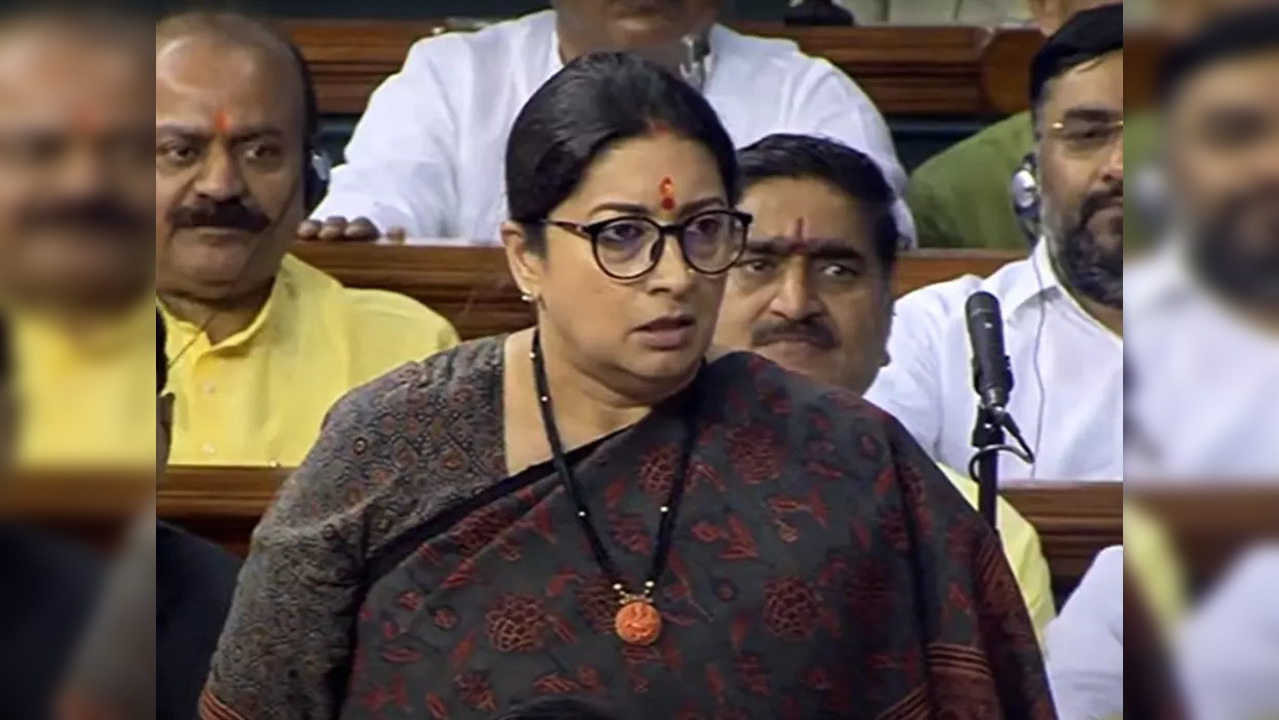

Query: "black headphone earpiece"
<box><xmin>289</xmin><ymin>42</ymin><xmax>331</xmax><ymax>213</ymax></box>
<box><xmin>1010</xmin><ymin>152</ymin><xmax>1040</xmax><ymax>245</ymax></box>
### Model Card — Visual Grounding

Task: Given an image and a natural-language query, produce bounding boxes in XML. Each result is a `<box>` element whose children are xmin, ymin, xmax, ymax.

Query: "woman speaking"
<box><xmin>201</xmin><ymin>52</ymin><xmax>1051</xmax><ymax>720</ymax></box>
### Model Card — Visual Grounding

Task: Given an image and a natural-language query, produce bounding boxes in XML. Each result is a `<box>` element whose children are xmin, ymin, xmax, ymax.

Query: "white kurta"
<box><xmin>312</xmin><ymin>11</ymin><xmax>915</xmax><ymax>247</ymax></box>
<box><xmin>865</xmin><ymin>241</ymin><xmax>1124</xmax><ymax>481</ymax></box>
<box><xmin>1124</xmin><ymin>243</ymin><xmax>1279</xmax><ymax>482</ymax></box>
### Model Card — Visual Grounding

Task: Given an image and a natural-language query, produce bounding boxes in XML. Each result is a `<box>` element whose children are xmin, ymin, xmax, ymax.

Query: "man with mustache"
<box><xmin>866</xmin><ymin>4</ymin><xmax>1124</xmax><ymax>482</ymax></box>
<box><xmin>156</xmin><ymin>12</ymin><xmax>459</xmax><ymax>467</ymax></box>
<box><xmin>1125</xmin><ymin>6</ymin><xmax>1279</xmax><ymax>479</ymax></box>
<box><xmin>713</xmin><ymin>133</ymin><xmax>1055</xmax><ymax>641</ymax></box>
<box><xmin>300</xmin><ymin>0</ymin><xmax>916</xmax><ymax>248</ymax></box>
<box><xmin>0</xmin><ymin>7</ymin><xmax>155</xmax><ymax>467</ymax></box>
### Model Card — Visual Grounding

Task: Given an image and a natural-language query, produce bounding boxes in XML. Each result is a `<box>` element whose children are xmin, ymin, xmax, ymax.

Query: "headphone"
<box><xmin>289</xmin><ymin>42</ymin><xmax>332</xmax><ymax>212</ymax></box>
<box><xmin>1010</xmin><ymin>152</ymin><xmax>1040</xmax><ymax>245</ymax></box>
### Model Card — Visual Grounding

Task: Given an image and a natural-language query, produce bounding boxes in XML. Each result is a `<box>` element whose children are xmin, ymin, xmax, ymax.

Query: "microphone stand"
<box><xmin>967</xmin><ymin>406</ymin><xmax>1035</xmax><ymax>542</ymax></box>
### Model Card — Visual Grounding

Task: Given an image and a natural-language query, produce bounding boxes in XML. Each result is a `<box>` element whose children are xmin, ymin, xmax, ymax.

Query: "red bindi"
<box><xmin>72</xmin><ymin>108</ymin><xmax>100</xmax><ymax>137</ymax></box>
<box><xmin>659</xmin><ymin>176</ymin><xmax>676</xmax><ymax>211</ymax></box>
<box><xmin>214</xmin><ymin>110</ymin><xmax>232</xmax><ymax>136</ymax></box>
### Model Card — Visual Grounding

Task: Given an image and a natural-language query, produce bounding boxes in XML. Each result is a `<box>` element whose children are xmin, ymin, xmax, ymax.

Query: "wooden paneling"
<box><xmin>980</xmin><ymin>28</ymin><xmax>1166</xmax><ymax>116</ymax></box>
<box><xmin>5</xmin><ymin>469</ymin><xmax>1274</xmax><ymax>600</ymax></box>
<box><xmin>290</xmin><ymin>242</ymin><xmax>1023</xmax><ymax>340</ymax></box>
<box><xmin>284</xmin><ymin>20</ymin><xmax>993</xmax><ymax>117</ymax></box>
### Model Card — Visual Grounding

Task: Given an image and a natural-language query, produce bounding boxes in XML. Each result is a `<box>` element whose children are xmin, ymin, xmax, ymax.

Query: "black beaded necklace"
<box><xmin>529</xmin><ymin>329</ymin><xmax>699</xmax><ymax>646</ymax></box>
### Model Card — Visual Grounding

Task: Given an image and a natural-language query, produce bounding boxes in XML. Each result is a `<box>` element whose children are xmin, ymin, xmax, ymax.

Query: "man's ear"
<box><xmin>500</xmin><ymin>220</ymin><xmax>544</xmax><ymax>302</ymax></box>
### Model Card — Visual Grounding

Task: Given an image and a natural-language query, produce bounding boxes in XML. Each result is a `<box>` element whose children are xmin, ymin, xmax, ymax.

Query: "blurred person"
<box><xmin>0</xmin><ymin>7</ymin><xmax>154</xmax><ymax>467</ymax></box>
<box><xmin>155</xmin><ymin>12</ymin><xmax>459</xmax><ymax>467</ymax></box>
<box><xmin>1179</xmin><ymin>545</ymin><xmax>1279</xmax><ymax>720</ymax></box>
<box><xmin>58</xmin><ymin>313</ymin><xmax>241</xmax><ymax>720</ymax></box>
<box><xmin>712</xmin><ymin>132</ymin><xmax>1055</xmax><ymax>641</ymax></box>
<box><xmin>201</xmin><ymin>53</ymin><xmax>1052</xmax><ymax>720</ymax></box>
<box><xmin>301</xmin><ymin>0</ymin><xmax>917</xmax><ymax>247</ymax></box>
<box><xmin>866</xmin><ymin>4</ymin><xmax>1124</xmax><ymax>481</ymax></box>
<box><xmin>906</xmin><ymin>0</ymin><xmax>1118</xmax><ymax>250</ymax></box>
<box><xmin>0</xmin><ymin>311</ymin><xmax>105</xmax><ymax>717</ymax></box>
<box><xmin>1125</xmin><ymin>6</ymin><xmax>1279</xmax><ymax>480</ymax></box>
<box><xmin>1044</xmin><ymin>505</ymin><xmax>1187</xmax><ymax>720</ymax></box>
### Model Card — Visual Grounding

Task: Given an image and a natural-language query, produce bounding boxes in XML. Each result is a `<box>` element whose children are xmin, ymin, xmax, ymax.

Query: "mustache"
<box><xmin>1215</xmin><ymin>181</ymin><xmax>1279</xmax><ymax>222</ymax></box>
<box><xmin>169</xmin><ymin>200</ymin><xmax>272</xmax><ymax>233</ymax></box>
<box><xmin>19</xmin><ymin>196</ymin><xmax>146</xmax><ymax>236</ymax></box>
<box><xmin>751</xmin><ymin>317</ymin><xmax>837</xmax><ymax>350</ymax></box>
<box><xmin>1079</xmin><ymin>187</ymin><xmax>1124</xmax><ymax>224</ymax></box>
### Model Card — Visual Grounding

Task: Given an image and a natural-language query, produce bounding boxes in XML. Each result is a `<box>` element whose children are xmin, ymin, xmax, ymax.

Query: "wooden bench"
<box><xmin>285</xmin><ymin>21</ymin><xmax>1166</xmax><ymax>119</ymax></box>
<box><xmin>290</xmin><ymin>242</ymin><xmax>1024</xmax><ymax>340</ymax></box>
<box><xmin>5</xmin><ymin>469</ymin><xmax>1272</xmax><ymax>599</ymax></box>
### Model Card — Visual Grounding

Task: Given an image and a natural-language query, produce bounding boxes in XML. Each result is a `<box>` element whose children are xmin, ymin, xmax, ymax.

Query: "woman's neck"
<box><xmin>525</xmin><ymin>329</ymin><xmax>694</xmax><ymax>446</ymax></box>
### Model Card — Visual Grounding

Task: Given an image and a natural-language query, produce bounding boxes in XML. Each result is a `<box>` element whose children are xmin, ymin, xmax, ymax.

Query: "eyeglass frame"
<box><xmin>542</xmin><ymin>208</ymin><xmax>753</xmax><ymax>280</ymax></box>
<box><xmin>1047</xmin><ymin>117</ymin><xmax>1125</xmax><ymax>154</ymax></box>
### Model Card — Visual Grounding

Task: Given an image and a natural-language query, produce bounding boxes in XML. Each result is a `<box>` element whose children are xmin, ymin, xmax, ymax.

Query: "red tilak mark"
<box><xmin>783</xmin><ymin>218</ymin><xmax>812</xmax><ymax>255</ymax></box>
<box><xmin>213</xmin><ymin>110</ymin><xmax>232</xmax><ymax>136</ymax></box>
<box><xmin>659</xmin><ymin>176</ymin><xmax>676</xmax><ymax>211</ymax></box>
<box><xmin>650</xmin><ymin>120</ymin><xmax>671</xmax><ymax>135</ymax></box>
<box><xmin>72</xmin><ymin>109</ymin><xmax>100</xmax><ymax>136</ymax></box>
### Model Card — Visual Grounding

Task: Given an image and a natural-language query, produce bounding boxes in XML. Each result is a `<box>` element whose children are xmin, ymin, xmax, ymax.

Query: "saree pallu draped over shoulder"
<box><xmin>201</xmin><ymin>336</ymin><xmax>1055</xmax><ymax>720</ymax></box>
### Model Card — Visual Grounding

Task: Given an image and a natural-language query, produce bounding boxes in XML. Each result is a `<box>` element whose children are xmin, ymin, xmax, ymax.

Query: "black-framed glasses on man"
<box><xmin>1049</xmin><ymin>117</ymin><xmax>1124</xmax><ymax>153</ymax></box>
<box><xmin>545</xmin><ymin>209</ymin><xmax>751</xmax><ymax>280</ymax></box>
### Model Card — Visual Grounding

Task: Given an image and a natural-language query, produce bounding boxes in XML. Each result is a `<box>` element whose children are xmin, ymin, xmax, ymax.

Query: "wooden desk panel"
<box><xmin>290</xmin><ymin>243</ymin><xmax>1023</xmax><ymax>340</ymax></box>
<box><xmin>6</xmin><ymin>468</ymin><xmax>1274</xmax><ymax>600</ymax></box>
<box><xmin>284</xmin><ymin>21</ymin><xmax>992</xmax><ymax>117</ymax></box>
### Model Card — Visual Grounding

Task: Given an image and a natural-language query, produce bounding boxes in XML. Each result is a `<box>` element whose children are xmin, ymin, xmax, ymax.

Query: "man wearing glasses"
<box><xmin>866</xmin><ymin>4</ymin><xmax>1124</xmax><ymax>482</ymax></box>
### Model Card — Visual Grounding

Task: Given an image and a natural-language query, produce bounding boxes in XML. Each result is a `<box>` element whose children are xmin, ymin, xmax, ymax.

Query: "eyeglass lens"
<box><xmin>592</xmin><ymin>211</ymin><xmax>746</xmax><ymax>278</ymax></box>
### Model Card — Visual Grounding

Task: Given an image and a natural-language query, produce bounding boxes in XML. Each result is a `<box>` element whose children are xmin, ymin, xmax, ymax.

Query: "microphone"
<box><xmin>965</xmin><ymin>291</ymin><xmax>1013</xmax><ymax>412</ymax></box>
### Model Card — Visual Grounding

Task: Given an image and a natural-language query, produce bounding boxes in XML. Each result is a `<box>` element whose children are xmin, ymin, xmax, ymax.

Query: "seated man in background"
<box><xmin>1125</xmin><ymin>5</ymin><xmax>1279</xmax><ymax>480</ymax></box>
<box><xmin>910</xmin><ymin>0</ymin><xmax>1276</xmax><ymax>251</ymax></box>
<box><xmin>0</xmin><ymin>310</ymin><xmax>104</xmax><ymax>717</ymax></box>
<box><xmin>907</xmin><ymin>0</ymin><xmax>1118</xmax><ymax>250</ymax></box>
<box><xmin>58</xmin><ymin>314</ymin><xmax>241</xmax><ymax>720</ymax></box>
<box><xmin>303</xmin><ymin>0</ymin><xmax>916</xmax><ymax>246</ymax></box>
<box><xmin>0</xmin><ymin>8</ymin><xmax>154</xmax><ymax>468</ymax></box>
<box><xmin>1180</xmin><ymin>545</ymin><xmax>1279</xmax><ymax>720</ymax></box>
<box><xmin>156</xmin><ymin>12</ymin><xmax>459</xmax><ymax>467</ymax></box>
<box><xmin>1045</xmin><ymin>505</ymin><xmax>1186</xmax><ymax>720</ymax></box>
<box><xmin>712</xmin><ymin>133</ymin><xmax>1055</xmax><ymax>640</ymax></box>
<box><xmin>867</xmin><ymin>4</ymin><xmax>1124</xmax><ymax>481</ymax></box>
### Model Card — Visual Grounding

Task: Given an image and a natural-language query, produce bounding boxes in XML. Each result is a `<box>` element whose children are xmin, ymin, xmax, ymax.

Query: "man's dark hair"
<box><xmin>157</xmin><ymin>311</ymin><xmax>168</xmax><ymax>396</ymax></box>
<box><xmin>493</xmin><ymin>697</ymin><xmax>622</xmax><ymax>720</ymax></box>
<box><xmin>1029</xmin><ymin>3</ymin><xmax>1124</xmax><ymax>121</ymax></box>
<box><xmin>736</xmin><ymin>133</ymin><xmax>900</xmax><ymax>275</ymax></box>
<box><xmin>1158</xmin><ymin>5</ymin><xmax>1279</xmax><ymax>107</ymax></box>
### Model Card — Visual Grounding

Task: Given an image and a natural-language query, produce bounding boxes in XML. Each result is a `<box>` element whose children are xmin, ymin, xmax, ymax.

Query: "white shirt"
<box><xmin>865</xmin><ymin>241</ymin><xmax>1123</xmax><ymax>481</ymax></box>
<box><xmin>1179</xmin><ymin>545</ymin><xmax>1279</xmax><ymax>720</ymax></box>
<box><xmin>1125</xmin><ymin>244</ymin><xmax>1279</xmax><ymax>482</ymax></box>
<box><xmin>312</xmin><ymin>11</ymin><xmax>915</xmax><ymax>246</ymax></box>
<box><xmin>1043</xmin><ymin>546</ymin><xmax>1124</xmax><ymax>720</ymax></box>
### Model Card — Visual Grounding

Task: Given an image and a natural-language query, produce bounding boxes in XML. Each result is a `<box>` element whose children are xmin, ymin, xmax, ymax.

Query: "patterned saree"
<box><xmin>201</xmin><ymin>336</ymin><xmax>1054</xmax><ymax>720</ymax></box>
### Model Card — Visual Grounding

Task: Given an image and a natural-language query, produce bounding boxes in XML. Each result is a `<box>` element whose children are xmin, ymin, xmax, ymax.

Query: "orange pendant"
<box><xmin>614</xmin><ymin>598</ymin><xmax>662</xmax><ymax>646</ymax></box>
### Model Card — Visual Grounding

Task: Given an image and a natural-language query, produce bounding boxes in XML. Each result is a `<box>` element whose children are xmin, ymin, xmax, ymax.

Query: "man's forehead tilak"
<box><xmin>749</xmin><ymin>217</ymin><xmax>864</xmax><ymax>259</ymax></box>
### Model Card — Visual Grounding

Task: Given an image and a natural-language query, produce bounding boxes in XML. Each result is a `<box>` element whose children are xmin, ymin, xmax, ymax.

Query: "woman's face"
<box><xmin>509</xmin><ymin>133</ymin><xmax>731</xmax><ymax>387</ymax></box>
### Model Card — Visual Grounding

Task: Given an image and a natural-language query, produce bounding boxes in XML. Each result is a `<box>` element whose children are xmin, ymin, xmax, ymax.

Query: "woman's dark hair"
<box><xmin>493</xmin><ymin>697</ymin><xmax>622</xmax><ymax>720</ymax></box>
<box><xmin>737</xmin><ymin>133</ymin><xmax>901</xmax><ymax>276</ymax></box>
<box><xmin>505</xmin><ymin>51</ymin><xmax>740</xmax><ymax>253</ymax></box>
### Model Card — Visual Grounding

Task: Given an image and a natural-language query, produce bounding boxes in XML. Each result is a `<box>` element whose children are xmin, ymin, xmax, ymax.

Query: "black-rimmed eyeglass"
<box><xmin>545</xmin><ymin>209</ymin><xmax>751</xmax><ymax>280</ymax></box>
